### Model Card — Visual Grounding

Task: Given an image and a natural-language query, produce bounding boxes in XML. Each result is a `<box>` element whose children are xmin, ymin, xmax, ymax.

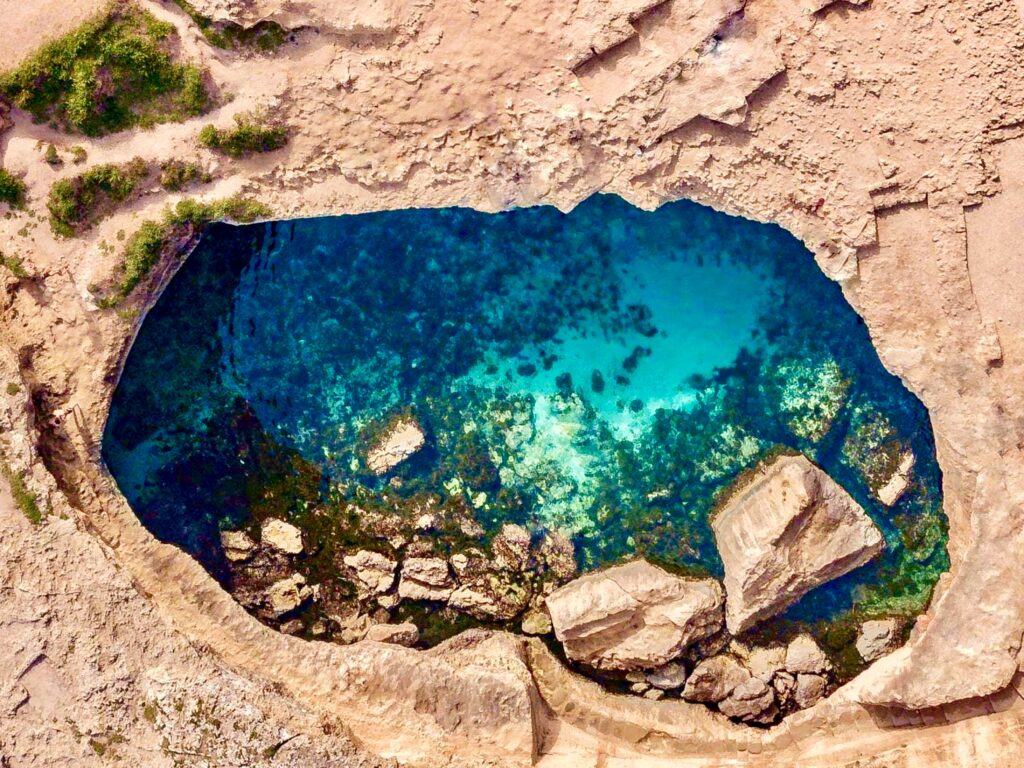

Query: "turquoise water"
<box><xmin>103</xmin><ymin>196</ymin><xmax>948</xmax><ymax>638</ymax></box>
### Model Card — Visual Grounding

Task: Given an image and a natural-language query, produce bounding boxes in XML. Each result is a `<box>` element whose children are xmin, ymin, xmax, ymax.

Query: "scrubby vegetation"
<box><xmin>47</xmin><ymin>157</ymin><xmax>149</xmax><ymax>237</ymax></box>
<box><xmin>171</xmin><ymin>0</ymin><xmax>288</xmax><ymax>51</ymax></box>
<box><xmin>0</xmin><ymin>253</ymin><xmax>30</xmax><ymax>279</ymax></box>
<box><xmin>158</xmin><ymin>159</ymin><xmax>210</xmax><ymax>191</ymax></box>
<box><xmin>70</xmin><ymin>146</ymin><xmax>88</xmax><ymax>165</ymax></box>
<box><xmin>0</xmin><ymin>168</ymin><xmax>26</xmax><ymax>208</ymax></box>
<box><xmin>1</xmin><ymin>461</ymin><xmax>43</xmax><ymax>524</ymax></box>
<box><xmin>198</xmin><ymin>113</ymin><xmax>287</xmax><ymax>157</ymax></box>
<box><xmin>0</xmin><ymin>3</ymin><xmax>210</xmax><ymax>136</ymax></box>
<box><xmin>102</xmin><ymin>196</ymin><xmax>271</xmax><ymax>305</ymax></box>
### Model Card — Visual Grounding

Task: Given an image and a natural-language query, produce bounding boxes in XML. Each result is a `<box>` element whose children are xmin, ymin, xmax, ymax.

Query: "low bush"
<box><xmin>198</xmin><ymin>112</ymin><xmax>287</xmax><ymax>157</ymax></box>
<box><xmin>0</xmin><ymin>168</ymin><xmax>26</xmax><ymax>208</ymax></box>
<box><xmin>105</xmin><ymin>195</ymin><xmax>271</xmax><ymax>303</ymax></box>
<box><xmin>1</xmin><ymin>461</ymin><xmax>43</xmax><ymax>524</ymax></box>
<box><xmin>47</xmin><ymin>157</ymin><xmax>149</xmax><ymax>236</ymax></box>
<box><xmin>0</xmin><ymin>252</ymin><xmax>30</xmax><ymax>279</ymax></box>
<box><xmin>172</xmin><ymin>0</ymin><xmax>288</xmax><ymax>51</ymax></box>
<box><xmin>158</xmin><ymin>159</ymin><xmax>210</xmax><ymax>191</ymax></box>
<box><xmin>0</xmin><ymin>3</ymin><xmax>211</xmax><ymax>136</ymax></box>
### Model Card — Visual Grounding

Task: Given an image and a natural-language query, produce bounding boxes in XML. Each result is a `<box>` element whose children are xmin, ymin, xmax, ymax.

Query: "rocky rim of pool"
<box><xmin>102</xmin><ymin>196</ymin><xmax>948</xmax><ymax>727</ymax></box>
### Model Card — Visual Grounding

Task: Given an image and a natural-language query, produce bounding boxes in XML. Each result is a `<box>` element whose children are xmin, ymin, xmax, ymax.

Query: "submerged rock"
<box><xmin>856</xmin><ymin>618</ymin><xmax>901</xmax><ymax>662</ymax></box>
<box><xmin>220</xmin><ymin>530</ymin><xmax>256</xmax><ymax>562</ymax></box>
<box><xmin>876</xmin><ymin>451</ymin><xmax>915</xmax><ymax>506</ymax></box>
<box><xmin>366</xmin><ymin>416</ymin><xmax>425</xmax><ymax>475</ymax></box>
<box><xmin>712</xmin><ymin>455</ymin><xmax>885</xmax><ymax>633</ymax></box>
<box><xmin>546</xmin><ymin>560</ymin><xmax>724</xmax><ymax>671</ymax></box>
<box><xmin>261</xmin><ymin>518</ymin><xmax>304</xmax><ymax>555</ymax></box>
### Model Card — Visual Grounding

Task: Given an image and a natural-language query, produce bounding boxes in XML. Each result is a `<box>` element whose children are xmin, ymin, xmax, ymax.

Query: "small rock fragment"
<box><xmin>643</xmin><ymin>688</ymin><xmax>665</xmax><ymax>701</ymax></box>
<box><xmin>718</xmin><ymin>677</ymin><xmax>776</xmax><ymax>722</ymax></box>
<box><xmin>364</xmin><ymin>622</ymin><xmax>420</xmax><ymax>647</ymax></box>
<box><xmin>876</xmin><ymin>451</ymin><xmax>915</xmax><ymax>507</ymax></box>
<box><xmin>220</xmin><ymin>530</ymin><xmax>256</xmax><ymax>562</ymax></box>
<box><xmin>785</xmin><ymin>634</ymin><xmax>832</xmax><ymax>675</ymax></box>
<box><xmin>645</xmin><ymin>662</ymin><xmax>687</xmax><ymax>690</ymax></box>
<box><xmin>343</xmin><ymin>550</ymin><xmax>398</xmax><ymax>594</ymax></box>
<box><xmin>682</xmin><ymin>655</ymin><xmax>750</xmax><ymax>703</ymax></box>
<box><xmin>398</xmin><ymin>557</ymin><xmax>453</xmax><ymax>601</ymax></box>
<box><xmin>856</xmin><ymin>618</ymin><xmax>901</xmax><ymax>662</ymax></box>
<box><xmin>266</xmin><ymin>573</ymin><xmax>313</xmax><ymax>616</ymax></box>
<box><xmin>747</xmin><ymin>645</ymin><xmax>786</xmax><ymax>682</ymax></box>
<box><xmin>521</xmin><ymin>608</ymin><xmax>552</xmax><ymax>635</ymax></box>
<box><xmin>794</xmin><ymin>673</ymin><xmax>828</xmax><ymax>709</ymax></box>
<box><xmin>261</xmin><ymin>518</ymin><xmax>304</xmax><ymax>555</ymax></box>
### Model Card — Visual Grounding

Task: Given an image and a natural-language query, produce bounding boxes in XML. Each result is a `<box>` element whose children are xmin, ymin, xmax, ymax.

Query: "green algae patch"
<box><xmin>0</xmin><ymin>3</ymin><xmax>210</xmax><ymax>136</ymax></box>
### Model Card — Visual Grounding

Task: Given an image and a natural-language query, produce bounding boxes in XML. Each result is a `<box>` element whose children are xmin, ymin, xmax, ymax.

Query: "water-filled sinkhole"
<box><xmin>104</xmin><ymin>196</ymin><xmax>947</xmax><ymax>677</ymax></box>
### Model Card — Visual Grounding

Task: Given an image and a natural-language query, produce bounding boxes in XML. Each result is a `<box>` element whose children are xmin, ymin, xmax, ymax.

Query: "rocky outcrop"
<box><xmin>856</xmin><ymin>618</ymin><xmax>902</xmax><ymax>662</ymax></box>
<box><xmin>712</xmin><ymin>455</ymin><xmax>885</xmax><ymax>633</ymax></box>
<box><xmin>265</xmin><ymin>573</ymin><xmax>314</xmax><ymax>616</ymax></box>
<box><xmin>397</xmin><ymin>557</ymin><xmax>453</xmax><ymax>601</ymax></box>
<box><xmin>784</xmin><ymin>634</ymin><xmax>832</xmax><ymax>676</ymax></box>
<box><xmin>260</xmin><ymin>518</ymin><xmax>303</xmax><ymax>555</ymax></box>
<box><xmin>366</xmin><ymin>416</ymin><xmax>425</xmax><ymax>475</ymax></box>
<box><xmin>364</xmin><ymin>622</ymin><xmax>419</xmax><ymax>646</ymax></box>
<box><xmin>546</xmin><ymin>560</ymin><xmax>724</xmax><ymax>671</ymax></box>
<box><xmin>683</xmin><ymin>655</ymin><xmax>749</xmax><ymax>703</ymax></box>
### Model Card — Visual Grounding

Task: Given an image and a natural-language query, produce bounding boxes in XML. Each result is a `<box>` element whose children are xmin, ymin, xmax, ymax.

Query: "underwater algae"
<box><xmin>103</xmin><ymin>195</ymin><xmax>948</xmax><ymax>666</ymax></box>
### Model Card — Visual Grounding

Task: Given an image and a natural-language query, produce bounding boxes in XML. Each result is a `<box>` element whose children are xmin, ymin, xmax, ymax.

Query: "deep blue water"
<box><xmin>103</xmin><ymin>196</ymin><xmax>948</xmax><ymax>633</ymax></box>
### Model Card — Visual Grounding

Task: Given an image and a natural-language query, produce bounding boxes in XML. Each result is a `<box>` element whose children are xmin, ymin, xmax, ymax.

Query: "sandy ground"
<box><xmin>3</xmin><ymin>0</ymin><xmax>1024</xmax><ymax>765</ymax></box>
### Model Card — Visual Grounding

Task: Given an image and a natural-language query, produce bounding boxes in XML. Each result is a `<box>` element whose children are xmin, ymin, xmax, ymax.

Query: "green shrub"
<box><xmin>158</xmin><ymin>159</ymin><xmax>209</xmax><ymax>191</ymax></box>
<box><xmin>0</xmin><ymin>169</ymin><xmax>26</xmax><ymax>208</ymax></box>
<box><xmin>47</xmin><ymin>157</ymin><xmax>149</xmax><ymax>236</ymax></box>
<box><xmin>44</xmin><ymin>144</ymin><xmax>61</xmax><ymax>166</ymax></box>
<box><xmin>106</xmin><ymin>195</ymin><xmax>271</xmax><ymax>303</ymax></box>
<box><xmin>70</xmin><ymin>146</ymin><xmax>88</xmax><ymax>164</ymax></box>
<box><xmin>172</xmin><ymin>0</ymin><xmax>288</xmax><ymax>51</ymax></box>
<box><xmin>198</xmin><ymin>112</ymin><xmax>287</xmax><ymax>157</ymax></box>
<box><xmin>1</xmin><ymin>462</ymin><xmax>43</xmax><ymax>524</ymax></box>
<box><xmin>0</xmin><ymin>253</ymin><xmax>30</xmax><ymax>279</ymax></box>
<box><xmin>0</xmin><ymin>4</ymin><xmax>211</xmax><ymax>136</ymax></box>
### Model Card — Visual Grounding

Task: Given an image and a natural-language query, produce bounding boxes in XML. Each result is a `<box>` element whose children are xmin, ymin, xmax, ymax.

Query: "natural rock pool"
<box><xmin>103</xmin><ymin>195</ymin><xmax>948</xmax><ymax>705</ymax></box>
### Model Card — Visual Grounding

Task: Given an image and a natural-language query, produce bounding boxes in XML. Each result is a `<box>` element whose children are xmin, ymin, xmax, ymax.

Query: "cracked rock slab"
<box><xmin>712</xmin><ymin>455</ymin><xmax>885</xmax><ymax>633</ymax></box>
<box><xmin>545</xmin><ymin>559</ymin><xmax>724</xmax><ymax>671</ymax></box>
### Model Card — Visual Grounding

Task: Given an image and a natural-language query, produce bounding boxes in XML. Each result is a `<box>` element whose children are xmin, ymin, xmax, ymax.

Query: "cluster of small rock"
<box><xmin>219</xmin><ymin>421</ymin><xmax>904</xmax><ymax>726</ymax></box>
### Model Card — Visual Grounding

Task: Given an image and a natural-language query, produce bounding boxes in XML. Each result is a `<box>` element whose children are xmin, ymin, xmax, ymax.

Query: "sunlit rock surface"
<box><xmin>713</xmin><ymin>455</ymin><xmax>885</xmax><ymax>633</ymax></box>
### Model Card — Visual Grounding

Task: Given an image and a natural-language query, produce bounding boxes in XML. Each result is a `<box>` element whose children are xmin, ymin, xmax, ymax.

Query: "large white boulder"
<box><xmin>545</xmin><ymin>559</ymin><xmax>724</xmax><ymax>671</ymax></box>
<box><xmin>712</xmin><ymin>455</ymin><xmax>884</xmax><ymax>633</ymax></box>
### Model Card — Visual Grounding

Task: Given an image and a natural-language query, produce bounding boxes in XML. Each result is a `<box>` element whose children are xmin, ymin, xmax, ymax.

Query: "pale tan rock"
<box><xmin>794</xmin><ymin>673</ymin><xmax>827</xmax><ymax>709</ymax></box>
<box><xmin>876</xmin><ymin>451</ymin><xmax>916</xmax><ymax>506</ymax></box>
<box><xmin>363</xmin><ymin>622</ymin><xmax>419</xmax><ymax>647</ymax></box>
<box><xmin>747</xmin><ymin>645</ymin><xmax>786</xmax><ymax>683</ymax></box>
<box><xmin>397</xmin><ymin>557</ymin><xmax>452</xmax><ymax>601</ymax></box>
<box><xmin>682</xmin><ymin>655</ymin><xmax>750</xmax><ymax>703</ymax></box>
<box><xmin>261</xmin><ymin>518</ymin><xmax>303</xmax><ymax>555</ymax></box>
<box><xmin>645</xmin><ymin>662</ymin><xmax>687</xmax><ymax>690</ymax></box>
<box><xmin>712</xmin><ymin>455</ymin><xmax>885</xmax><ymax>632</ymax></box>
<box><xmin>220</xmin><ymin>530</ymin><xmax>256</xmax><ymax>562</ymax></box>
<box><xmin>856</xmin><ymin>618</ymin><xmax>901</xmax><ymax>662</ymax></box>
<box><xmin>366</xmin><ymin>417</ymin><xmax>425</xmax><ymax>475</ymax></box>
<box><xmin>521</xmin><ymin>608</ymin><xmax>552</xmax><ymax>636</ymax></box>
<box><xmin>785</xmin><ymin>634</ymin><xmax>832</xmax><ymax>675</ymax></box>
<box><xmin>449</xmin><ymin>579</ymin><xmax>530</xmax><ymax>620</ymax></box>
<box><xmin>545</xmin><ymin>559</ymin><xmax>724</xmax><ymax>671</ymax></box>
<box><xmin>265</xmin><ymin>574</ymin><xmax>313</xmax><ymax>617</ymax></box>
<box><xmin>343</xmin><ymin>550</ymin><xmax>397</xmax><ymax>594</ymax></box>
<box><xmin>718</xmin><ymin>677</ymin><xmax>776</xmax><ymax>721</ymax></box>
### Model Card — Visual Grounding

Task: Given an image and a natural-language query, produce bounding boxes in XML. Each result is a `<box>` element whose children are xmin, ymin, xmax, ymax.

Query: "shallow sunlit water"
<box><xmin>103</xmin><ymin>195</ymin><xmax>948</xmax><ymax>635</ymax></box>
